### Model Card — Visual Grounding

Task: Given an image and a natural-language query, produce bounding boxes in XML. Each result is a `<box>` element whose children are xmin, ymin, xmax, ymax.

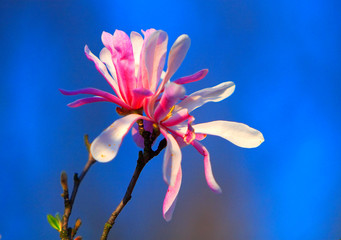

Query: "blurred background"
<box><xmin>1</xmin><ymin>0</ymin><xmax>340</xmax><ymax>239</ymax></box>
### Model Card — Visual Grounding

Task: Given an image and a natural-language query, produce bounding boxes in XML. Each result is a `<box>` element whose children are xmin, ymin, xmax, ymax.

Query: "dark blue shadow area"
<box><xmin>1</xmin><ymin>0</ymin><xmax>340</xmax><ymax>239</ymax></box>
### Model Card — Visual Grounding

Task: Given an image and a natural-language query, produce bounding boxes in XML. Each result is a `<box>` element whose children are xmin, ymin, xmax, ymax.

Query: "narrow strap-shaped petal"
<box><xmin>137</xmin><ymin>29</ymin><xmax>156</xmax><ymax>90</ymax></box>
<box><xmin>91</xmin><ymin>114</ymin><xmax>150</xmax><ymax>162</ymax></box>
<box><xmin>67</xmin><ymin>96</ymin><xmax>109</xmax><ymax>108</ymax></box>
<box><xmin>147</xmin><ymin>35</ymin><xmax>191</xmax><ymax>119</ymax></box>
<box><xmin>154</xmin><ymin>83</ymin><xmax>185</xmax><ymax>122</ymax></box>
<box><xmin>99</xmin><ymin>47</ymin><xmax>122</xmax><ymax>99</ymax></box>
<box><xmin>175</xmin><ymin>81</ymin><xmax>235</xmax><ymax>113</ymax></box>
<box><xmin>193</xmin><ymin>120</ymin><xmax>264</xmax><ymax>148</ymax></box>
<box><xmin>162</xmin><ymin>108</ymin><xmax>191</xmax><ymax>127</ymax></box>
<box><xmin>131</xmin><ymin>88</ymin><xmax>153</xmax><ymax>109</ymax></box>
<box><xmin>191</xmin><ymin>140</ymin><xmax>222</xmax><ymax>193</ymax></box>
<box><xmin>101</xmin><ymin>31</ymin><xmax>115</xmax><ymax>54</ymax></box>
<box><xmin>59</xmin><ymin>88</ymin><xmax>132</xmax><ymax>109</ymax></box>
<box><xmin>112</xmin><ymin>30</ymin><xmax>136</xmax><ymax>105</ymax></box>
<box><xmin>174</xmin><ymin>69</ymin><xmax>208</xmax><ymax>85</ymax></box>
<box><xmin>160</xmin><ymin>127</ymin><xmax>182</xmax><ymax>186</ymax></box>
<box><xmin>130</xmin><ymin>31</ymin><xmax>144</xmax><ymax>77</ymax></box>
<box><xmin>155</xmin><ymin>34</ymin><xmax>191</xmax><ymax>97</ymax></box>
<box><xmin>163</xmin><ymin>167</ymin><xmax>182</xmax><ymax>222</ymax></box>
<box><xmin>143</xmin><ymin>30</ymin><xmax>168</xmax><ymax>92</ymax></box>
<box><xmin>84</xmin><ymin>45</ymin><xmax>120</xmax><ymax>95</ymax></box>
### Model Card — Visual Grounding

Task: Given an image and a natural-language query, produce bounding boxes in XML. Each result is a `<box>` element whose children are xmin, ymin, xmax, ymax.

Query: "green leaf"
<box><xmin>55</xmin><ymin>212</ymin><xmax>62</xmax><ymax>222</ymax></box>
<box><xmin>47</xmin><ymin>214</ymin><xmax>61</xmax><ymax>231</ymax></box>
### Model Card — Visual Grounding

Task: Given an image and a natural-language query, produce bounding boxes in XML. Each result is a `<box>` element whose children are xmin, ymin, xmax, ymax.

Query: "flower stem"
<box><xmin>100</xmin><ymin>122</ymin><xmax>167</xmax><ymax>240</ymax></box>
<box><xmin>100</xmin><ymin>153</ymin><xmax>146</xmax><ymax>240</ymax></box>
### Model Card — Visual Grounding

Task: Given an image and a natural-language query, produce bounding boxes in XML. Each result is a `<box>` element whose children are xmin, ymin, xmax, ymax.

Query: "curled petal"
<box><xmin>184</xmin><ymin>122</ymin><xmax>195</xmax><ymax>144</ymax></box>
<box><xmin>160</xmin><ymin>128</ymin><xmax>182</xmax><ymax>186</ymax></box>
<box><xmin>67</xmin><ymin>97</ymin><xmax>109</xmax><ymax>108</ymax></box>
<box><xmin>174</xmin><ymin>69</ymin><xmax>208</xmax><ymax>85</ymax></box>
<box><xmin>175</xmin><ymin>81</ymin><xmax>235</xmax><ymax>113</ymax></box>
<box><xmin>91</xmin><ymin>114</ymin><xmax>149</xmax><ymax>162</ymax></box>
<box><xmin>193</xmin><ymin>121</ymin><xmax>264</xmax><ymax>148</ymax></box>
<box><xmin>191</xmin><ymin>140</ymin><xmax>221</xmax><ymax>193</ymax></box>
<box><xmin>163</xmin><ymin>167</ymin><xmax>182</xmax><ymax>222</ymax></box>
<box><xmin>84</xmin><ymin>45</ymin><xmax>120</xmax><ymax>95</ymax></box>
<box><xmin>154</xmin><ymin>83</ymin><xmax>185</xmax><ymax>122</ymax></box>
<box><xmin>59</xmin><ymin>88</ymin><xmax>132</xmax><ymax>109</ymax></box>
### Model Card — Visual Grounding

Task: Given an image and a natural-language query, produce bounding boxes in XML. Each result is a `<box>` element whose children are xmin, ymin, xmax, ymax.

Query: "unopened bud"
<box><xmin>74</xmin><ymin>236</ymin><xmax>83</xmax><ymax>240</ymax></box>
<box><xmin>74</xmin><ymin>218</ymin><xmax>82</xmax><ymax>230</ymax></box>
<box><xmin>60</xmin><ymin>171</ymin><xmax>68</xmax><ymax>191</ymax></box>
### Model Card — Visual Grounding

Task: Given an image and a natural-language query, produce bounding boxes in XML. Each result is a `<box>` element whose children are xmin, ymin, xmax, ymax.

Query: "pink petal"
<box><xmin>191</xmin><ymin>140</ymin><xmax>222</xmax><ymax>193</ymax></box>
<box><xmin>101</xmin><ymin>31</ymin><xmax>115</xmax><ymax>55</ymax></box>
<box><xmin>59</xmin><ymin>88</ymin><xmax>132</xmax><ymax>109</ymax></box>
<box><xmin>162</xmin><ymin>109</ymin><xmax>191</xmax><ymax>127</ymax></box>
<box><xmin>131</xmin><ymin>120</ymin><xmax>155</xmax><ymax>148</ymax></box>
<box><xmin>154</xmin><ymin>83</ymin><xmax>186</xmax><ymax>122</ymax></box>
<box><xmin>195</xmin><ymin>133</ymin><xmax>207</xmax><ymax>141</ymax></box>
<box><xmin>131</xmin><ymin>88</ymin><xmax>153</xmax><ymax>109</ymax></box>
<box><xmin>112</xmin><ymin>30</ymin><xmax>136</xmax><ymax>105</ymax></box>
<box><xmin>91</xmin><ymin>114</ymin><xmax>150</xmax><ymax>162</ymax></box>
<box><xmin>184</xmin><ymin>122</ymin><xmax>196</xmax><ymax>144</ymax></box>
<box><xmin>163</xmin><ymin>167</ymin><xmax>182</xmax><ymax>222</ymax></box>
<box><xmin>174</xmin><ymin>69</ymin><xmax>208</xmax><ymax>85</ymax></box>
<box><xmin>137</xmin><ymin>29</ymin><xmax>157</xmax><ymax>89</ymax></box>
<box><xmin>143</xmin><ymin>30</ymin><xmax>168</xmax><ymax>92</ymax></box>
<box><xmin>160</xmin><ymin>127</ymin><xmax>182</xmax><ymax>186</ymax></box>
<box><xmin>84</xmin><ymin>45</ymin><xmax>121</xmax><ymax>96</ymax></box>
<box><xmin>130</xmin><ymin>31</ymin><xmax>144</xmax><ymax>77</ymax></box>
<box><xmin>67</xmin><ymin>96</ymin><xmax>109</xmax><ymax>108</ymax></box>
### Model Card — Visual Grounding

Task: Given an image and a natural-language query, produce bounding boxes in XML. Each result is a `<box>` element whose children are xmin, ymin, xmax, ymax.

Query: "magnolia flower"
<box><xmin>60</xmin><ymin>29</ymin><xmax>207</xmax><ymax>111</ymax></box>
<box><xmin>61</xmin><ymin>28</ymin><xmax>264</xmax><ymax>222</ymax></box>
<box><xmin>91</xmin><ymin>81</ymin><xmax>264</xmax><ymax>221</ymax></box>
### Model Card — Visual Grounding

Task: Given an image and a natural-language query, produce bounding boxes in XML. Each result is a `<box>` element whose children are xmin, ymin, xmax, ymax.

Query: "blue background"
<box><xmin>1</xmin><ymin>0</ymin><xmax>340</xmax><ymax>239</ymax></box>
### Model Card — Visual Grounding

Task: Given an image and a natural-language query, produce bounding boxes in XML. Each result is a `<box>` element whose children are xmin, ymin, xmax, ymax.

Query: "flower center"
<box><xmin>160</xmin><ymin>106</ymin><xmax>175</xmax><ymax>122</ymax></box>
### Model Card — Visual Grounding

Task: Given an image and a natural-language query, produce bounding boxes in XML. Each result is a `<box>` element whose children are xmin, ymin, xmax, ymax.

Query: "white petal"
<box><xmin>155</xmin><ymin>34</ymin><xmax>191</xmax><ymax>96</ymax></box>
<box><xmin>193</xmin><ymin>121</ymin><xmax>264</xmax><ymax>148</ymax></box>
<box><xmin>90</xmin><ymin>114</ymin><xmax>144</xmax><ymax>162</ymax></box>
<box><xmin>160</xmin><ymin>128</ymin><xmax>182</xmax><ymax>186</ymax></box>
<box><xmin>130</xmin><ymin>31</ymin><xmax>144</xmax><ymax>76</ymax></box>
<box><xmin>99</xmin><ymin>48</ymin><xmax>122</xmax><ymax>99</ymax></box>
<box><xmin>166</xmin><ymin>34</ymin><xmax>191</xmax><ymax>79</ymax></box>
<box><xmin>163</xmin><ymin>167</ymin><xmax>182</xmax><ymax>221</ymax></box>
<box><xmin>85</xmin><ymin>45</ymin><xmax>120</xmax><ymax>96</ymax></box>
<box><xmin>99</xmin><ymin>47</ymin><xmax>117</xmax><ymax>80</ymax></box>
<box><xmin>175</xmin><ymin>81</ymin><xmax>235</xmax><ymax>113</ymax></box>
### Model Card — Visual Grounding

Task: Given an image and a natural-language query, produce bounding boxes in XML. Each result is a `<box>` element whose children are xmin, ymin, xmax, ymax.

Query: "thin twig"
<box><xmin>100</xmin><ymin>121</ymin><xmax>167</xmax><ymax>240</ymax></box>
<box><xmin>60</xmin><ymin>136</ymin><xmax>96</xmax><ymax>240</ymax></box>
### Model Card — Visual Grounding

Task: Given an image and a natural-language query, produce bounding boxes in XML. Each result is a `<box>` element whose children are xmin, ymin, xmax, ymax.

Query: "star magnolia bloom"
<box><xmin>91</xmin><ymin>81</ymin><xmax>264</xmax><ymax>221</ymax></box>
<box><xmin>60</xmin><ymin>29</ymin><xmax>208</xmax><ymax>110</ymax></box>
